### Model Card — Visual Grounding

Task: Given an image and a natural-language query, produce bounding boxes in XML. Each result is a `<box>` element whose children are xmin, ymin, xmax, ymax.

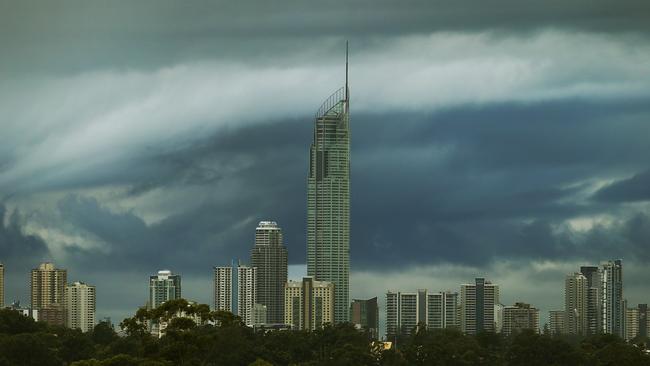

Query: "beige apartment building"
<box><xmin>285</xmin><ymin>277</ymin><xmax>334</xmax><ymax>330</ymax></box>
<box><xmin>31</xmin><ymin>262</ymin><xmax>67</xmax><ymax>326</ymax></box>
<box><xmin>565</xmin><ymin>272</ymin><xmax>588</xmax><ymax>335</ymax></box>
<box><xmin>502</xmin><ymin>302</ymin><xmax>540</xmax><ymax>336</ymax></box>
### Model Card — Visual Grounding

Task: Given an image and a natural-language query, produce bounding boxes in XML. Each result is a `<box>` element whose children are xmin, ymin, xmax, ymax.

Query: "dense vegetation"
<box><xmin>1</xmin><ymin>303</ymin><xmax>649</xmax><ymax>366</ymax></box>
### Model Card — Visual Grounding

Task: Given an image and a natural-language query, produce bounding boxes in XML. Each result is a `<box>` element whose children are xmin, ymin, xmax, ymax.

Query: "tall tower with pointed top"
<box><xmin>307</xmin><ymin>43</ymin><xmax>350</xmax><ymax>323</ymax></box>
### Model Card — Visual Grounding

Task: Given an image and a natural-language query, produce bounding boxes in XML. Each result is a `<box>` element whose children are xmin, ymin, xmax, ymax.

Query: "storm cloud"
<box><xmin>1</xmin><ymin>1</ymin><xmax>649</xmax><ymax>326</ymax></box>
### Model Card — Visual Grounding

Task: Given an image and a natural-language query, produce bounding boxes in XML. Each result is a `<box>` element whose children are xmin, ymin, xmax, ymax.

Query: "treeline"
<box><xmin>1</xmin><ymin>306</ymin><xmax>650</xmax><ymax>366</ymax></box>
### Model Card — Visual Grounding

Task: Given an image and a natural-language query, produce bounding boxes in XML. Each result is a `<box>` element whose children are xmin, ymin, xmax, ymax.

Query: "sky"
<box><xmin>1</xmin><ymin>0</ymin><xmax>650</xmax><ymax>332</ymax></box>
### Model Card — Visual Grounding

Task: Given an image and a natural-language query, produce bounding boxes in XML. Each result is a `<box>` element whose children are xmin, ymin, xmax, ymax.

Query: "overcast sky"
<box><xmin>1</xmin><ymin>0</ymin><xmax>650</xmax><ymax>331</ymax></box>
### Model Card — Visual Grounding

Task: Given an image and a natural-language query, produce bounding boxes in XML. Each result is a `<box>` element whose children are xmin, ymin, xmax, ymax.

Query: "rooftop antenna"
<box><xmin>345</xmin><ymin>40</ymin><xmax>349</xmax><ymax>102</ymax></box>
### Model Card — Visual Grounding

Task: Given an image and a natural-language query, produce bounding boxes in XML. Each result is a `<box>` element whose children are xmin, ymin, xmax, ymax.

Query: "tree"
<box><xmin>92</xmin><ymin>321</ymin><xmax>119</xmax><ymax>346</ymax></box>
<box><xmin>506</xmin><ymin>330</ymin><xmax>585</xmax><ymax>366</ymax></box>
<box><xmin>0</xmin><ymin>309</ymin><xmax>46</xmax><ymax>335</ymax></box>
<box><xmin>56</xmin><ymin>327</ymin><xmax>96</xmax><ymax>363</ymax></box>
<box><xmin>248</xmin><ymin>359</ymin><xmax>273</xmax><ymax>366</ymax></box>
<box><xmin>0</xmin><ymin>333</ymin><xmax>61</xmax><ymax>366</ymax></box>
<box><xmin>581</xmin><ymin>334</ymin><xmax>650</xmax><ymax>366</ymax></box>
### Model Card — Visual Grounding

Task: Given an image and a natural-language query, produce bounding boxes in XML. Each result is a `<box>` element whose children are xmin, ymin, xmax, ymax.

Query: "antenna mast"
<box><xmin>345</xmin><ymin>41</ymin><xmax>349</xmax><ymax>102</ymax></box>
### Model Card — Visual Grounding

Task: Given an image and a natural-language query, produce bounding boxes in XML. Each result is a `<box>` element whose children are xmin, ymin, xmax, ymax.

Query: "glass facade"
<box><xmin>307</xmin><ymin>83</ymin><xmax>350</xmax><ymax>323</ymax></box>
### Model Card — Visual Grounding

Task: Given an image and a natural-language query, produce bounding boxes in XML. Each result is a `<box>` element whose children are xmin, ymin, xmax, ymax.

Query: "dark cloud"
<box><xmin>8</xmin><ymin>97</ymin><xmax>644</xmax><ymax>276</ymax></box>
<box><xmin>2</xmin><ymin>1</ymin><xmax>650</xmax><ymax>321</ymax></box>
<box><xmin>0</xmin><ymin>204</ymin><xmax>51</xmax><ymax>266</ymax></box>
<box><xmin>593</xmin><ymin>169</ymin><xmax>650</xmax><ymax>203</ymax></box>
<box><xmin>1</xmin><ymin>1</ymin><xmax>649</xmax><ymax>74</ymax></box>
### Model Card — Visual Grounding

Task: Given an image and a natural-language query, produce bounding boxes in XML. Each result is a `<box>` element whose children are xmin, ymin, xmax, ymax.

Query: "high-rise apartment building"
<box><xmin>625</xmin><ymin>306</ymin><xmax>639</xmax><ymax>341</ymax></box>
<box><xmin>502</xmin><ymin>302</ymin><xmax>540</xmax><ymax>336</ymax></box>
<box><xmin>284</xmin><ymin>277</ymin><xmax>334</xmax><ymax>330</ymax></box>
<box><xmin>307</xmin><ymin>46</ymin><xmax>351</xmax><ymax>323</ymax></box>
<box><xmin>65</xmin><ymin>282</ymin><xmax>96</xmax><ymax>333</ymax></box>
<box><xmin>149</xmin><ymin>270</ymin><xmax>181</xmax><ymax>309</ymax></box>
<box><xmin>565</xmin><ymin>272</ymin><xmax>588</xmax><ymax>335</ymax></box>
<box><xmin>580</xmin><ymin>266</ymin><xmax>602</xmax><ymax>335</ymax></box>
<box><xmin>460</xmin><ymin>278</ymin><xmax>499</xmax><ymax>334</ymax></box>
<box><xmin>601</xmin><ymin>259</ymin><xmax>624</xmax><ymax>337</ymax></box>
<box><xmin>250</xmin><ymin>221</ymin><xmax>288</xmax><ymax>324</ymax></box>
<box><xmin>0</xmin><ymin>263</ymin><xmax>4</xmax><ymax>309</ymax></box>
<box><xmin>214</xmin><ymin>260</ymin><xmax>257</xmax><ymax>326</ymax></box>
<box><xmin>386</xmin><ymin>290</ymin><xmax>459</xmax><ymax>339</ymax></box>
<box><xmin>549</xmin><ymin>310</ymin><xmax>566</xmax><ymax>335</ymax></box>
<box><xmin>31</xmin><ymin>262</ymin><xmax>67</xmax><ymax>326</ymax></box>
<box><xmin>639</xmin><ymin>304</ymin><xmax>648</xmax><ymax>338</ymax></box>
<box><xmin>427</xmin><ymin>291</ymin><xmax>459</xmax><ymax>331</ymax></box>
<box><xmin>350</xmin><ymin>297</ymin><xmax>379</xmax><ymax>339</ymax></box>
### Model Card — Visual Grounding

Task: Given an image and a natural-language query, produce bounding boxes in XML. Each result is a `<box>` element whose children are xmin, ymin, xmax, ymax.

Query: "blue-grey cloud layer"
<box><xmin>1</xmin><ymin>1</ymin><xmax>650</xmax><ymax>320</ymax></box>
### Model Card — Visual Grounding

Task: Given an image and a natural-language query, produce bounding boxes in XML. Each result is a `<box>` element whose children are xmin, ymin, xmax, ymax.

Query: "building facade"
<box><xmin>502</xmin><ymin>302</ymin><xmax>540</xmax><ymax>336</ymax></box>
<box><xmin>31</xmin><ymin>262</ymin><xmax>67</xmax><ymax>326</ymax></box>
<box><xmin>350</xmin><ymin>297</ymin><xmax>380</xmax><ymax>339</ymax></box>
<box><xmin>549</xmin><ymin>310</ymin><xmax>566</xmax><ymax>335</ymax></box>
<box><xmin>214</xmin><ymin>260</ymin><xmax>258</xmax><ymax>326</ymax></box>
<box><xmin>253</xmin><ymin>303</ymin><xmax>268</xmax><ymax>327</ymax></box>
<box><xmin>307</xmin><ymin>51</ymin><xmax>351</xmax><ymax>323</ymax></box>
<box><xmin>460</xmin><ymin>278</ymin><xmax>499</xmax><ymax>334</ymax></box>
<box><xmin>65</xmin><ymin>282</ymin><xmax>96</xmax><ymax>333</ymax></box>
<box><xmin>386</xmin><ymin>290</ymin><xmax>459</xmax><ymax>339</ymax></box>
<box><xmin>580</xmin><ymin>266</ymin><xmax>602</xmax><ymax>336</ymax></box>
<box><xmin>426</xmin><ymin>291</ymin><xmax>459</xmax><ymax>331</ymax></box>
<box><xmin>626</xmin><ymin>306</ymin><xmax>639</xmax><ymax>341</ymax></box>
<box><xmin>284</xmin><ymin>277</ymin><xmax>334</xmax><ymax>331</ymax></box>
<box><xmin>565</xmin><ymin>272</ymin><xmax>588</xmax><ymax>335</ymax></box>
<box><xmin>601</xmin><ymin>259</ymin><xmax>624</xmax><ymax>338</ymax></box>
<box><xmin>639</xmin><ymin>304</ymin><xmax>648</xmax><ymax>339</ymax></box>
<box><xmin>250</xmin><ymin>221</ymin><xmax>288</xmax><ymax>324</ymax></box>
<box><xmin>149</xmin><ymin>270</ymin><xmax>181</xmax><ymax>309</ymax></box>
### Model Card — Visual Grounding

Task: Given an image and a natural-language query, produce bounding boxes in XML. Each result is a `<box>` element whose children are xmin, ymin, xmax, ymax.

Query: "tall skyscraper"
<box><xmin>502</xmin><ymin>302</ymin><xmax>540</xmax><ymax>336</ymax></box>
<box><xmin>385</xmin><ymin>290</ymin><xmax>459</xmax><ymax>339</ymax></box>
<box><xmin>580</xmin><ymin>265</ymin><xmax>602</xmax><ymax>335</ymax></box>
<box><xmin>284</xmin><ymin>277</ymin><xmax>334</xmax><ymax>330</ymax></box>
<box><xmin>601</xmin><ymin>259</ymin><xmax>624</xmax><ymax>337</ymax></box>
<box><xmin>460</xmin><ymin>278</ymin><xmax>499</xmax><ymax>334</ymax></box>
<box><xmin>0</xmin><ymin>263</ymin><xmax>4</xmax><ymax>309</ymax></box>
<box><xmin>31</xmin><ymin>262</ymin><xmax>67</xmax><ymax>326</ymax></box>
<box><xmin>250</xmin><ymin>221</ymin><xmax>288</xmax><ymax>324</ymax></box>
<box><xmin>565</xmin><ymin>272</ymin><xmax>588</xmax><ymax>335</ymax></box>
<box><xmin>350</xmin><ymin>297</ymin><xmax>379</xmax><ymax>339</ymax></box>
<box><xmin>307</xmin><ymin>45</ymin><xmax>351</xmax><ymax>323</ymax></box>
<box><xmin>65</xmin><ymin>282</ymin><xmax>96</xmax><ymax>333</ymax></box>
<box><xmin>149</xmin><ymin>270</ymin><xmax>181</xmax><ymax>309</ymax></box>
<box><xmin>214</xmin><ymin>260</ymin><xmax>258</xmax><ymax>326</ymax></box>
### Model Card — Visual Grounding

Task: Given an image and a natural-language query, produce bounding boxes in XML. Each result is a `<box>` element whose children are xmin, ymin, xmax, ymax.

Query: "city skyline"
<box><xmin>1</xmin><ymin>0</ymin><xmax>650</xmax><ymax>338</ymax></box>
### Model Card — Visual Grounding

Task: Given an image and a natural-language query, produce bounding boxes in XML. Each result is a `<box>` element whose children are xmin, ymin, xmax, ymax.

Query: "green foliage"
<box><xmin>248</xmin><ymin>359</ymin><xmax>273</xmax><ymax>366</ymax></box>
<box><xmin>0</xmin><ymin>308</ymin><xmax>46</xmax><ymax>334</ymax></box>
<box><xmin>2</xmin><ymin>300</ymin><xmax>650</xmax><ymax>365</ymax></box>
<box><xmin>92</xmin><ymin>321</ymin><xmax>119</xmax><ymax>345</ymax></box>
<box><xmin>0</xmin><ymin>332</ymin><xmax>61</xmax><ymax>366</ymax></box>
<box><xmin>506</xmin><ymin>329</ymin><xmax>585</xmax><ymax>366</ymax></box>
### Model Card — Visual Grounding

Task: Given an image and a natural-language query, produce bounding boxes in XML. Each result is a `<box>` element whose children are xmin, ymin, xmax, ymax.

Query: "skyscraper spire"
<box><xmin>345</xmin><ymin>40</ymin><xmax>349</xmax><ymax>102</ymax></box>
